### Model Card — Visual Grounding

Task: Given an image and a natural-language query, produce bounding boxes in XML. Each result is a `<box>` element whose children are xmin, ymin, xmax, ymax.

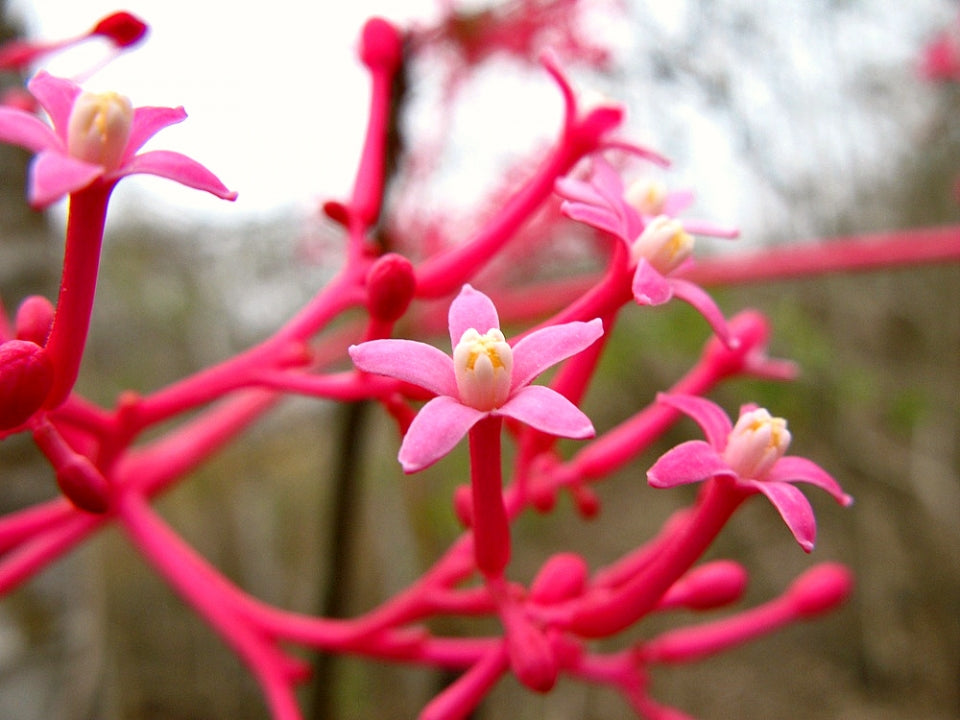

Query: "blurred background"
<box><xmin>0</xmin><ymin>1</ymin><xmax>958</xmax><ymax>718</ymax></box>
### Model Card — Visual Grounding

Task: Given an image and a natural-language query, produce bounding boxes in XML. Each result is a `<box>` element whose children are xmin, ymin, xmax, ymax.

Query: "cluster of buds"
<box><xmin>1</xmin><ymin>3</ymin><xmax>957</xmax><ymax>719</ymax></box>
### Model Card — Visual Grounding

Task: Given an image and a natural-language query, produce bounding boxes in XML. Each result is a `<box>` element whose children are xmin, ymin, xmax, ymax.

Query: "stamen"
<box><xmin>723</xmin><ymin>408</ymin><xmax>791</xmax><ymax>479</ymax></box>
<box><xmin>67</xmin><ymin>90</ymin><xmax>133</xmax><ymax>170</ymax></box>
<box><xmin>453</xmin><ymin>328</ymin><xmax>513</xmax><ymax>410</ymax></box>
<box><xmin>630</xmin><ymin>215</ymin><xmax>694</xmax><ymax>274</ymax></box>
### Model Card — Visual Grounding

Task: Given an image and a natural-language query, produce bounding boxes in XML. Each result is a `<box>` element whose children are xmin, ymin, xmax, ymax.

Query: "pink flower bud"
<box><xmin>788</xmin><ymin>563</ymin><xmax>853</xmax><ymax>618</ymax></box>
<box><xmin>55</xmin><ymin>454</ymin><xmax>111</xmax><ymax>513</ymax></box>
<box><xmin>570</xmin><ymin>484</ymin><xmax>600</xmax><ymax>519</ymax></box>
<box><xmin>506</xmin><ymin>621</ymin><xmax>557</xmax><ymax>693</ymax></box>
<box><xmin>661</xmin><ymin>560</ymin><xmax>748</xmax><ymax>611</ymax></box>
<box><xmin>366</xmin><ymin>253</ymin><xmax>416</xmax><ymax>323</ymax></box>
<box><xmin>90</xmin><ymin>11</ymin><xmax>148</xmax><ymax>48</ymax></box>
<box><xmin>15</xmin><ymin>295</ymin><xmax>54</xmax><ymax>346</ymax></box>
<box><xmin>359</xmin><ymin>17</ymin><xmax>403</xmax><ymax>71</ymax></box>
<box><xmin>0</xmin><ymin>340</ymin><xmax>54</xmax><ymax>430</ymax></box>
<box><xmin>530</xmin><ymin>553</ymin><xmax>588</xmax><ymax>604</ymax></box>
<box><xmin>32</xmin><ymin>419</ymin><xmax>110</xmax><ymax>512</ymax></box>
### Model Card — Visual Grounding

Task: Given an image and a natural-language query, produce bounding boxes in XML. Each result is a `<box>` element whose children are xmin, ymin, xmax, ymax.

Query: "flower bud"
<box><xmin>660</xmin><ymin>560</ymin><xmax>748</xmax><ymax>611</ymax></box>
<box><xmin>55</xmin><ymin>455</ymin><xmax>111</xmax><ymax>513</ymax></box>
<box><xmin>67</xmin><ymin>90</ymin><xmax>133</xmax><ymax>170</ymax></box>
<box><xmin>0</xmin><ymin>340</ymin><xmax>54</xmax><ymax>430</ymax></box>
<box><xmin>359</xmin><ymin>17</ymin><xmax>403</xmax><ymax>71</ymax></box>
<box><xmin>506</xmin><ymin>620</ymin><xmax>557</xmax><ymax>693</ymax></box>
<box><xmin>15</xmin><ymin>295</ymin><xmax>54</xmax><ymax>346</ymax></box>
<box><xmin>91</xmin><ymin>11</ymin><xmax>148</xmax><ymax>48</ymax></box>
<box><xmin>530</xmin><ymin>553</ymin><xmax>589</xmax><ymax>604</ymax></box>
<box><xmin>366</xmin><ymin>253</ymin><xmax>416</xmax><ymax>323</ymax></box>
<box><xmin>722</xmin><ymin>407</ymin><xmax>791</xmax><ymax>479</ymax></box>
<box><xmin>788</xmin><ymin>563</ymin><xmax>853</xmax><ymax>618</ymax></box>
<box><xmin>453</xmin><ymin>328</ymin><xmax>513</xmax><ymax>411</ymax></box>
<box><xmin>631</xmin><ymin>215</ymin><xmax>694</xmax><ymax>274</ymax></box>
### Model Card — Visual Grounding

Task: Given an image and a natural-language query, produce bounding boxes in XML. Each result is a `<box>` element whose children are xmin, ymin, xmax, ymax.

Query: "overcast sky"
<box><xmin>4</xmin><ymin>0</ymin><xmax>957</xmax><ymax>241</ymax></box>
<box><xmin>5</xmin><ymin>0</ymin><xmax>442</xmax><ymax>224</ymax></box>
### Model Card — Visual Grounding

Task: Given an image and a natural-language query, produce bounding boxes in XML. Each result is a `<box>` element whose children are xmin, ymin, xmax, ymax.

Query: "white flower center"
<box><xmin>722</xmin><ymin>408</ymin><xmax>791</xmax><ymax>479</ymax></box>
<box><xmin>453</xmin><ymin>328</ymin><xmax>513</xmax><ymax>411</ymax></box>
<box><xmin>67</xmin><ymin>90</ymin><xmax>133</xmax><ymax>170</ymax></box>
<box><xmin>630</xmin><ymin>215</ymin><xmax>694</xmax><ymax>274</ymax></box>
<box><xmin>626</xmin><ymin>179</ymin><xmax>667</xmax><ymax>216</ymax></box>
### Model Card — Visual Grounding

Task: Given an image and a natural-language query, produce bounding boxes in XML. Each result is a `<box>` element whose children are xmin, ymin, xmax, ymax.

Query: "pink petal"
<box><xmin>116</xmin><ymin>149</ymin><xmax>237</xmax><ymax>200</ymax></box>
<box><xmin>656</xmin><ymin>393</ymin><xmax>732</xmax><ymax>450</ymax></box>
<box><xmin>631</xmin><ymin>259</ymin><xmax>673</xmax><ymax>305</ymax></box>
<box><xmin>0</xmin><ymin>106</ymin><xmax>61</xmax><ymax>153</ymax></box>
<box><xmin>29</xmin><ymin>150</ymin><xmax>103</xmax><ymax>208</ymax></box>
<box><xmin>510</xmin><ymin>319</ymin><xmax>603</xmax><ymax>392</ymax></box>
<box><xmin>590</xmin><ymin>158</ymin><xmax>628</xmax><ymax>203</ymax></box>
<box><xmin>560</xmin><ymin>201</ymin><xmax>629</xmax><ymax>241</ymax></box>
<box><xmin>668</xmin><ymin>278</ymin><xmax>735</xmax><ymax>347</ymax></box>
<box><xmin>348</xmin><ymin>339</ymin><xmax>457</xmax><ymax>397</ymax></box>
<box><xmin>495</xmin><ymin>384</ymin><xmax>594</xmax><ymax>439</ymax></box>
<box><xmin>27</xmin><ymin>71</ymin><xmax>80</xmax><ymax>142</ymax></box>
<box><xmin>679</xmin><ymin>218</ymin><xmax>739</xmax><ymax>239</ymax></box>
<box><xmin>661</xmin><ymin>189</ymin><xmax>695</xmax><ymax>216</ymax></box>
<box><xmin>647</xmin><ymin>439</ymin><xmax>733</xmax><ymax>488</ymax></box>
<box><xmin>554</xmin><ymin>175</ymin><xmax>606</xmax><ymax>206</ymax></box>
<box><xmin>123</xmin><ymin>105</ymin><xmax>187</xmax><ymax>160</ymax></box>
<box><xmin>741</xmin><ymin>479</ymin><xmax>817</xmax><ymax>552</ymax></box>
<box><xmin>766</xmin><ymin>456</ymin><xmax>853</xmax><ymax>507</ymax></box>
<box><xmin>398</xmin><ymin>395</ymin><xmax>485</xmax><ymax>473</ymax></box>
<box><xmin>448</xmin><ymin>284</ymin><xmax>500</xmax><ymax>348</ymax></box>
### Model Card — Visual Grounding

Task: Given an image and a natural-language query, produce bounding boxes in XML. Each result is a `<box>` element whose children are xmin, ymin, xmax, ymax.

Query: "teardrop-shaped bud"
<box><xmin>90</xmin><ymin>11</ymin><xmax>148</xmax><ymax>48</ymax></box>
<box><xmin>15</xmin><ymin>295</ymin><xmax>55</xmax><ymax>347</ymax></box>
<box><xmin>0</xmin><ymin>340</ymin><xmax>54</xmax><ymax>430</ymax></box>
<box><xmin>366</xmin><ymin>253</ymin><xmax>416</xmax><ymax>322</ymax></box>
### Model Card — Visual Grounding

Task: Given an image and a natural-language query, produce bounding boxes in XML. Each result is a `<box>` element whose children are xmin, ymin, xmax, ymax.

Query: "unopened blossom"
<box><xmin>556</xmin><ymin>157</ymin><xmax>737</xmax><ymax>345</ymax></box>
<box><xmin>349</xmin><ymin>284</ymin><xmax>603</xmax><ymax>472</ymax></box>
<box><xmin>646</xmin><ymin>394</ymin><xmax>852</xmax><ymax>552</ymax></box>
<box><xmin>0</xmin><ymin>71</ymin><xmax>236</xmax><ymax>208</ymax></box>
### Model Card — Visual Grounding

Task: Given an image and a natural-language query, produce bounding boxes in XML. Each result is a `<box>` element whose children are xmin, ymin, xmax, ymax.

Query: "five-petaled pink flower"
<box><xmin>555</xmin><ymin>157</ymin><xmax>737</xmax><ymax>345</ymax></box>
<box><xmin>646</xmin><ymin>393</ymin><xmax>853</xmax><ymax>552</ymax></box>
<box><xmin>349</xmin><ymin>284</ymin><xmax>603</xmax><ymax>473</ymax></box>
<box><xmin>0</xmin><ymin>71</ymin><xmax>237</xmax><ymax>208</ymax></box>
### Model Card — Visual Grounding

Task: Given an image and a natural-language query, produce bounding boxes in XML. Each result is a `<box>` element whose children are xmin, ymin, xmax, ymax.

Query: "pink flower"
<box><xmin>646</xmin><ymin>394</ymin><xmax>853</xmax><ymax>552</ymax></box>
<box><xmin>0</xmin><ymin>71</ymin><xmax>237</xmax><ymax>208</ymax></box>
<box><xmin>349</xmin><ymin>284</ymin><xmax>603</xmax><ymax>472</ymax></box>
<box><xmin>556</xmin><ymin>157</ymin><xmax>737</xmax><ymax>345</ymax></box>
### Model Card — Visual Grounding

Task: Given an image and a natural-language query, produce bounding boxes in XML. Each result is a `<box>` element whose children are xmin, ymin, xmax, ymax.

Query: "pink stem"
<box><xmin>130</xmin><ymin>266</ymin><xmax>365</xmax><ymax>429</ymax></box>
<box><xmin>347</xmin><ymin>18</ymin><xmax>403</xmax><ymax>246</ymax></box>
<box><xmin>118</xmin><ymin>493</ymin><xmax>307</xmax><ymax>720</ymax></box>
<box><xmin>0</xmin><ymin>512</ymin><xmax>104</xmax><ymax>594</ymax></box>
<box><xmin>0</xmin><ymin>497</ymin><xmax>75</xmax><ymax>554</ymax></box>
<box><xmin>44</xmin><ymin>182</ymin><xmax>113</xmax><ymax>409</ymax></box>
<box><xmin>567</xmin><ymin>478</ymin><xmax>745</xmax><ymax>637</ymax></box>
<box><xmin>639</xmin><ymin>562</ymin><xmax>852</xmax><ymax>664</ymax></box>
<box><xmin>469</xmin><ymin>416</ymin><xmax>510</xmax><ymax>579</ymax></box>
<box><xmin>685</xmin><ymin>224</ymin><xmax>960</xmax><ymax>286</ymax></box>
<box><xmin>419</xmin><ymin>645</ymin><xmax>509</xmax><ymax>720</ymax></box>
